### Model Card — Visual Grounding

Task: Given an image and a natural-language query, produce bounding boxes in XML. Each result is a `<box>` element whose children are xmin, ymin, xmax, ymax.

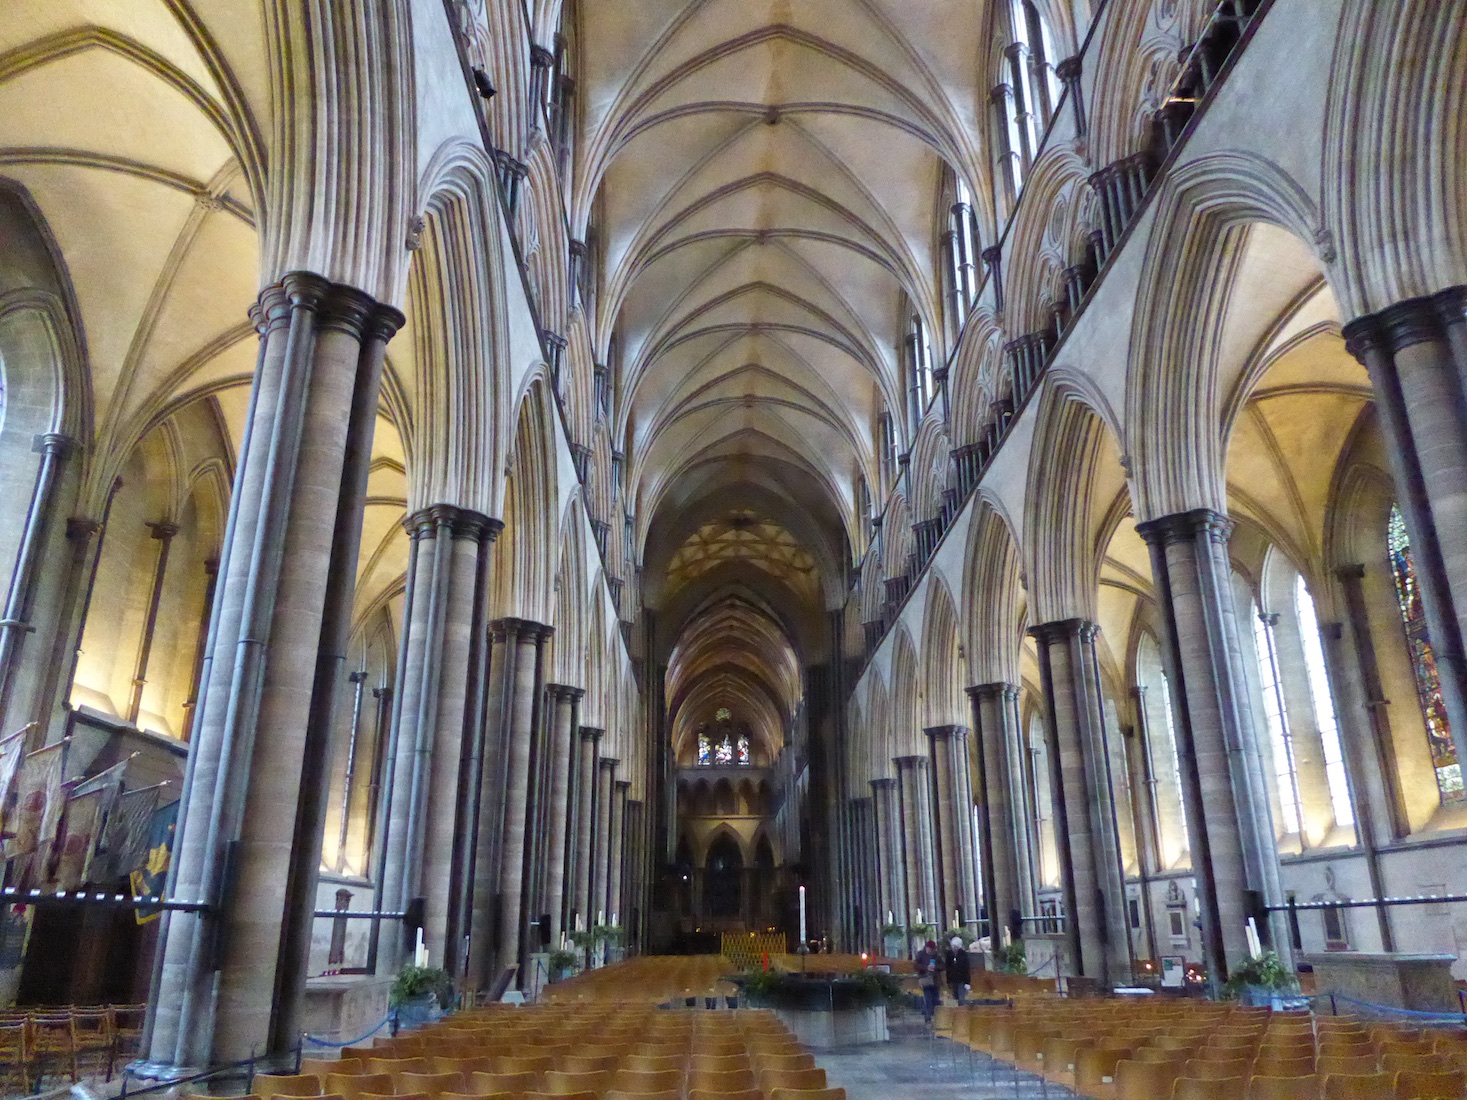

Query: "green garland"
<box><xmin>390</xmin><ymin>964</ymin><xmax>454</xmax><ymax>1009</ymax></box>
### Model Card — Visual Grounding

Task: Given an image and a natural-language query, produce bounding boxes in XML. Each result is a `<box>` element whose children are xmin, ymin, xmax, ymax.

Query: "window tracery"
<box><xmin>1388</xmin><ymin>505</ymin><xmax>1462</xmax><ymax>801</ymax></box>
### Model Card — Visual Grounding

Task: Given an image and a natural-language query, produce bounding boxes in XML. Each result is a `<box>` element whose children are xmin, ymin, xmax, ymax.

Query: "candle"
<box><xmin>414</xmin><ymin>928</ymin><xmax>426</xmax><ymax>967</ymax></box>
<box><xmin>611</xmin><ymin>912</ymin><xmax>618</xmax><ymax>927</ymax></box>
<box><xmin>954</xmin><ymin>910</ymin><xmax>960</xmax><ymax>932</ymax></box>
<box><xmin>576</xmin><ymin>914</ymin><xmax>583</xmax><ymax>932</ymax></box>
<box><xmin>887</xmin><ymin>909</ymin><xmax>894</xmax><ymax>925</ymax></box>
<box><xmin>799</xmin><ymin>885</ymin><xmax>807</xmax><ymax>946</ymax></box>
<box><xmin>597</xmin><ymin>910</ymin><xmax>604</xmax><ymax>927</ymax></box>
<box><xmin>916</xmin><ymin>908</ymin><xmax>922</xmax><ymax>925</ymax></box>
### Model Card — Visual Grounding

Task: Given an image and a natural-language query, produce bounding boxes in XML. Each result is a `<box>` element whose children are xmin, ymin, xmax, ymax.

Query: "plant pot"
<box><xmin>882</xmin><ymin>935</ymin><xmax>905</xmax><ymax>958</ymax></box>
<box><xmin>1239</xmin><ymin>985</ymin><xmax>1307</xmax><ymax>1010</ymax></box>
<box><xmin>394</xmin><ymin>994</ymin><xmax>440</xmax><ymax>1029</ymax></box>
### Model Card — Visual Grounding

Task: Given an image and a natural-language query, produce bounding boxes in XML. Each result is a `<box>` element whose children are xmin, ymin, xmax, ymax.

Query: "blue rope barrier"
<box><xmin>302</xmin><ymin>1014</ymin><xmax>393</xmax><ymax>1048</ymax></box>
<box><xmin>1310</xmin><ymin>992</ymin><xmax>1467</xmax><ymax>1024</ymax></box>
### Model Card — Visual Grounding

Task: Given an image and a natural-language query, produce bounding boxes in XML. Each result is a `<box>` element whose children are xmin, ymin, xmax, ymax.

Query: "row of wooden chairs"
<box><xmin>0</xmin><ymin>1003</ymin><xmax>145</xmax><ymax>1087</ymax></box>
<box><xmin>252</xmin><ymin>1007</ymin><xmax>846</xmax><ymax>1100</ymax></box>
<box><xmin>944</xmin><ymin>998</ymin><xmax>1467</xmax><ymax>1099</ymax></box>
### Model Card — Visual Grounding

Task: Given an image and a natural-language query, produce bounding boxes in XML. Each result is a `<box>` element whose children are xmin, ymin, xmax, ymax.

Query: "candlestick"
<box><xmin>799</xmin><ymin>885</ymin><xmax>807</xmax><ymax>946</ymax></box>
<box><xmin>611</xmin><ymin>912</ymin><xmax>618</xmax><ymax>928</ymax></box>
<box><xmin>953</xmin><ymin>910</ymin><xmax>960</xmax><ymax>932</ymax></box>
<box><xmin>887</xmin><ymin>909</ymin><xmax>893</xmax><ymax>925</ymax></box>
<box><xmin>915</xmin><ymin>907</ymin><xmax>922</xmax><ymax>925</ymax></box>
<box><xmin>597</xmin><ymin>909</ymin><xmax>604</xmax><ymax>927</ymax></box>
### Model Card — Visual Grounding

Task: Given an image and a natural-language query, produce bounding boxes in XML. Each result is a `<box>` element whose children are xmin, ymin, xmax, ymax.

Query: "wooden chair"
<box><xmin>609</xmin><ymin>1069</ymin><xmax>682</xmax><ymax>1093</ymax></box>
<box><xmin>366</xmin><ymin>1057</ymin><xmax>432</xmax><ymax>1079</ymax></box>
<box><xmin>1395</xmin><ymin>1069</ymin><xmax>1467</xmax><ymax>1099</ymax></box>
<box><xmin>469</xmin><ymin>1070</ymin><xmax>543</xmax><ymax>1096</ymax></box>
<box><xmin>522</xmin><ymin>1092</ymin><xmax>597</xmax><ymax>1100</ymax></box>
<box><xmin>31</xmin><ymin>1012</ymin><xmax>77</xmax><ymax>1084</ymax></box>
<box><xmin>1322</xmin><ymin>1073</ymin><xmax>1398</xmax><ymax>1100</ymax></box>
<box><xmin>768</xmin><ymin>1089</ymin><xmax>846</xmax><ymax>1100</ymax></box>
<box><xmin>1245</xmin><ymin>1075</ymin><xmax>1321</xmax><ymax>1100</ymax></box>
<box><xmin>1319</xmin><ymin>1055</ymin><xmax>1382</xmax><ymax>1077</ymax></box>
<box><xmin>622</xmin><ymin>1054</ymin><xmax>686</xmax><ymax>1074</ymax></box>
<box><xmin>1174</xmin><ymin>1077</ymin><xmax>1248</xmax><ymax>1100</ymax></box>
<box><xmin>303</xmin><ymin>1057</ymin><xmax>363</xmax><ymax>1079</ymax></box>
<box><xmin>1074</xmin><ymin>1046</ymin><xmax>1128</xmax><ymax>1100</ymax></box>
<box><xmin>1253</xmin><ymin>1055</ymin><xmax>1316</xmax><ymax>1078</ymax></box>
<box><xmin>494</xmin><ymin>1056</ymin><xmax>556</xmax><ymax>1076</ymax></box>
<box><xmin>1115</xmin><ymin>1058</ymin><xmax>1185</xmax><ymax>1100</ymax></box>
<box><xmin>399</xmin><ymin>1070</ymin><xmax>467</xmax><ymax>1095</ymax></box>
<box><xmin>541</xmin><ymin>1070</ymin><xmax>612</xmax><ymax>1096</ymax></box>
<box><xmin>254</xmin><ymin>1073</ymin><xmax>325</xmax><ymax>1099</ymax></box>
<box><xmin>759</xmin><ymin>1067</ymin><xmax>827</xmax><ymax>1093</ymax></box>
<box><xmin>604</xmin><ymin>1091</ymin><xmax>680</xmax><ymax>1100</ymax></box>
<box><xmin>561</xmin><ymin>1054</ymin><xmax>622</xmax><ymax>1074</ymax></box>
<box><xmin>325</xmin><ymin>1071</ymin><xmax>394</xmax><ymax>1097</ymax></box>
<box><xmin>687</xmin><ymin>1088</ymin><xmax>762</xmax><ymax>1100</ymax></box>
<box><xmin>687</xmin><ymin>1068</ymin><xmax>757</xmax><ymax>1093</ymax></box>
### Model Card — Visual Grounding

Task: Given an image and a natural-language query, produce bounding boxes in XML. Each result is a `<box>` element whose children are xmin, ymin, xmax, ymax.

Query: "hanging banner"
<box><xmin>53</xmin><ymin>786</ymin><xmax>108</xmax><ymax>891</ymax></box>
<box><xmin>130</xmin><ymin>799</ymin><xmax>179</xmax><ymax>924</ymax></box>
<box><xmin>0</xmin><ymin>726</ymin><xmax>34</xmax><ymax>838</ymax></box>
<box><xmin>99</xmin><ymin>783</ymin><xmax>164</xmax><ymax>883</ymax></box>
<box><xmin>6</xmin><ymin>741</ymin><xmax>67</xmax><ymax>860</ymax></box>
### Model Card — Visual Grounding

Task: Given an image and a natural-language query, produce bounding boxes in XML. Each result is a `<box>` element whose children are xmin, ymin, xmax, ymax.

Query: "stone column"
<box><xmin>609</xmin><ymin>780</ymin><xmax>630</xmax><ymax>924</ymax></box>
<box><xmin>968</xmin><ymin>683</ymin><xmax>1034</xmax><ymax>942</ymax></box>
<box><xmin>948</xmin><ymin>727</ymin><xmax>982</xmax><ymax>928</ymax></box>
<box><xmin>145</xmin><ymin>274</ymin><xmax>402</xmax><ymax>1070</ymax></box>
<box><xmin>924</xmin><ymin>726</ymin><xmax>961</xmax><ymax>925</ymax></box>
<box><xmin>1136</xmin><ymin>509</ymin><xmax>1290</xmax><ymax>981</ymax></box>
<box><xmin>377</xmin><ymin>507</ymin><xmax>496</xmax><ymax>974</ymax></box>
<box><xmin>489</xmin><ymin>619</ymin><xmax>552</xmax><ymax>982</ymax></box>
<box><xmin>1344</xmin><ymin>288</ymin><xmax>1467</xmax><ymax>772</ymax></box>
<box><xmin>542</xmin><ymin>685</ymin><xmax>583</xmax><ymax>937</ymax></box>
<box><xmin>1029</xmin><ymin>620</ymin><xmax>1130</xmax><ymax>983</ymax></box>
<box><xmin>125</xmin><ymin>521</ymin><xmax>179</xmax><ymax>724</ymax></box>
<box><xmin>592</xmin><ymin>757</ymin><xmax>618</xmax><ymax>924</ymax></box>
<box><xmin>895</xmin><ymin>756</ymin><xmax>938</xmax><ymax>929</ymax></box>
<box><xmin>571</xmin><ymin>726</ymin><xmax>602</xmax><ymax>924</ymax></box>
<box><xmin>869</xmin><ymin>778</ymin><xmax>902</xmax><ymax>934</ymax></box>
<box><xmin>1334</xmin><ymin>564</ymin><xmax>1409</xmax><ymax>839</ymax></box>
<box><xmin>0</xmin><ymin>433</ymin><xmax>72</xmax><ymax>733</ymax></box>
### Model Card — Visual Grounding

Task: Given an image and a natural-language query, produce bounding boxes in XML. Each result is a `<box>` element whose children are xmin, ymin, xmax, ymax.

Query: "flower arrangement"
<box><xmin>993</xmin><ymin>941</ymin><xmax>1027</xmax><ymax>975</ymax></box>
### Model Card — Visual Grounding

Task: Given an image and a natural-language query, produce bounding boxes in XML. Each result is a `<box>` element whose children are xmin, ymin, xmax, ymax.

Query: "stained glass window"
<box><xmin>715</xmin><ymin>707</ymin><xmax>731</xmax><ymax>722</ymax></box>
<box><xmin>714</xmin><ymin>737</ymin><xmax>733</xmax><ymax>765</ymax></box>
<box><xmin>697</xmin><ymin>733</ymin><xmax>711</xmax><ymax>765</ymax></box>
<box><xmin>1388</xmin><ymin>506</ymin><xmax>1463</xmax><ymax>801</ymax></box>
<box><xmin>736</xmin><ymin>735</ymin><xmax>750</xmax><ymax>764</ymax></box>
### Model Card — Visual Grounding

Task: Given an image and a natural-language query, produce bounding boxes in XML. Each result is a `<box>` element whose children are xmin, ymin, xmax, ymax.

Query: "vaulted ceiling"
<box><xmin>577</xmin><ymin>1</ymin><xmax>994</xmax><ymax>714</ymax></box>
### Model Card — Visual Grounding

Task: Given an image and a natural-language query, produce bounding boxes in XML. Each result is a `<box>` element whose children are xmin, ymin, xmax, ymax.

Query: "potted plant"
<box><xmin>908</xmin><ymin>921</ymin><xmax>936</xmax><ymax>953</ymax></box>
<box><xmin>390</xmin><ymin>964</ymin><xmax>453</xmax><ymax>1029</ymax></box>
<box><xmin>993</xmin><ymin>941</ymin><xmax>1027</xmax><ymax>975</ymax></box>
<box><xmin>546</xmin><ymin>947</ymin><xmax>578</xmax><ymax>983</ymax></box>
<box><xmin>594</xmin><ymin>923</ymin><xmax>624</xmax><ymax>965</ymax></box>
<box><xmin>1223</xmin><ymin>950</ymin><xmax>1302</xmax><ymax>1008</ymax></box>
<box><xmin>568</xmin><ymin>928</ymin><xmax>598</xmax><ymax>968</ymax></box>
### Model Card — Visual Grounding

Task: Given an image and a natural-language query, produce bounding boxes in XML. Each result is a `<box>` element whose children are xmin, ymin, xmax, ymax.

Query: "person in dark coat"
<box><xmin>944</xmin><ymin>935</ymin><xmax>971</xmax><ymax>1005</ymax></box>
<box><xmin>915</xmin><ymin>939</ymin><xmax>940</xmax><ymax>1023</ymax></box>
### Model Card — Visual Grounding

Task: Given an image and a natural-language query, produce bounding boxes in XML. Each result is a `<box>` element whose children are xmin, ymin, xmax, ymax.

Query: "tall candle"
<box><xmin>887</xmin><ymin>909</ymin><xmax>894</xmax><ymax>925</ymax></box>
<box><xmin>799</xmin><ymin>885</ymin><xmax>807</xmax><ymax>946</ymax></box>
<box><xmin>916</xmin><ymin>907</ymin><xmax>922</xmax><ymax>925</ymax></box>
<box><xmin>954</xmin><ymin>910</ymin><xmax>960</xmax><ymax>932</ymax></box>
<box><xmin>598</xmin><ymin>910</ymin><xmax>604</xmax><ymax>926</ymax></box>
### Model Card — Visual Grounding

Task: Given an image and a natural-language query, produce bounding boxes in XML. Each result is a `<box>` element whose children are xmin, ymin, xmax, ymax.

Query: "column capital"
<box><xmin>251</xmin><ymin>272</ymin><xmax>404</xmax><ymax>342</ymax></box>
<box><xmin>598</xmin><ymin>756</ymin><xmax>620</xmax><ymax>770</ymax></box>
<box><xmin>546</xmin><ymin>682</ymin><xmax>585</xmax><ymax>703</ymax></box>
<box><xmin>869</xmin><ymin>777</ymin><xmax>896</xmax><ymax>792</ymax></box>
<box><xmin>348</xmin><ymin>670</ymin><xmax>369</xmax><ymax>685</ymax></box>
<box><xmin>579</xmin><ymin>725</ymin><xmax>604</xmax><ymax>743</ymax></box>
<box><xmin>1334</xmin><ymin>562</ymin><xmax>1366</xmax><ymax>582</ymax></box>
<box><xmin>1055</xmin><ymin>55</ymin><xmax>1082</xmax><ymax>83</ymax></box>
<box><xmin>490</xmin><ymin>616</ymin><xmax>554</xmax><ymax>643</ymax></box>
<box><xmin>614</xmin><ymin>779</ymin><xmax>631</xmax><ymax>792</ymax></box>
<box><xmin>966</xmin><ymin>681</ymin><xmax>1020</xmax><ymax>702</ymax></box>
<box><xmin>1028</xmin><ymin>617</ymin><xmax>1101</xmax><ymax>645</ymax></box>
<box><xmin>1134</xmin><ymin>507</ymin><xmax>1233</xmax><ymax>547</ymax></box>
<box><xmin>923</xmin><ymin>724</ymin><xmax>968</xmax><ymax>741</ymax></box>
<box><xmin>147</xmin><ymin>520</ymin><xmax>180</xmax><ymax>541</ymax></box>
<box><xmin>1342</xmin><ymin>286</ymin><xmax>1466</xmax><ymax>360</ymax></box>
<box><xmin>894</xmin><ymin>754</ymin><xmax>927</xmax><ymax>769</ymax></box>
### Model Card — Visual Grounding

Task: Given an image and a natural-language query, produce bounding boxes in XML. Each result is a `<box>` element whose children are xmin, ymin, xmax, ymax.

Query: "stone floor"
<box><xmin>813</xmin><ymin>1017</ymin><xmax>1079</xmax><ymax>1100</ymax></box>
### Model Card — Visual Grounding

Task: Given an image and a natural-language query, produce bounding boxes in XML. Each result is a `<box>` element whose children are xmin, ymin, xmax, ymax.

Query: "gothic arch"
<box><xmin>962</xmin><ymin>495</ymin><xmax>1027</xmax><ymax>687</ymax></box>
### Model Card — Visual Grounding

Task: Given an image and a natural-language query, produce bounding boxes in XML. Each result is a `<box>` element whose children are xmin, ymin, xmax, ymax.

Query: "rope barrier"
<box><xmin>302</xmin><ymin>1014</ymin><xmax>393</xmax><ymax>1048</ymax></box>
<box><xmin>1310</xmin><ymin>992</ymin><xmax>1467</xmax><ymax>1024</ymax></box>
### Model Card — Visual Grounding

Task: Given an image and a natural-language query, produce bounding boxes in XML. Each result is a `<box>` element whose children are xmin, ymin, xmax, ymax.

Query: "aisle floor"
<box><xmin>813</xmin><ymin>1020</ymin><xmax>1079</xmax><ymax>1100</ymax></box>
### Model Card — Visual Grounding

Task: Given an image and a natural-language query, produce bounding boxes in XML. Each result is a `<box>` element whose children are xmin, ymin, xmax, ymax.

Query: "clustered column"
<box><xmin>145</xmin><ymin>274</ymin><xmax>403</xmax><ymax>1069</ymax></box>
<box><xmin>572</xmin><ymin>726</ymin><xmax>604</xmax><ymax>924</ymax></box>
<box><xmin>1029</xmin><ymin>620</ymin><xmax>1130</xmax><ymax>983</ymax></box>
<box><xmin>869</xmin><ymin>777</ymin><xmax>904</xmax><ymax>934</ymax></box>
<box><xmin>1137</xmin><ymin>509</ymin><xmax>1289</xmax><ymax>979</ymax></box>
<box><xmin>926</xmin><ymin>725</ymin><xmax>980</xmax><ymax>929</ymax></box>
<box><xmin>1343</xmin><ymin>288</ymin><xmax>1467</xmax><ymax>771</ymax></box>
<box><xmin>592</xmin><ymin>756</ymin><xmax>618</xmax><ymax>922</ymax></box>
<box><xmin>378</xmin><ymin>506</ymin><xmax>498</xmax><ymax>976</ymax></box>
<box><xmin>541</xmin><ymin>685</ymin><xmax>584</xmax><ymax>937</ymax></box>
<box><xmin>895</xmin><ymin>756</ymin><xmax>938</xmax><ymax>929</ymax></box>
<box><xmin>968</xmin><ymin>683</ymin><xmax>1035</xmax><ymax>943</ymax></box>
